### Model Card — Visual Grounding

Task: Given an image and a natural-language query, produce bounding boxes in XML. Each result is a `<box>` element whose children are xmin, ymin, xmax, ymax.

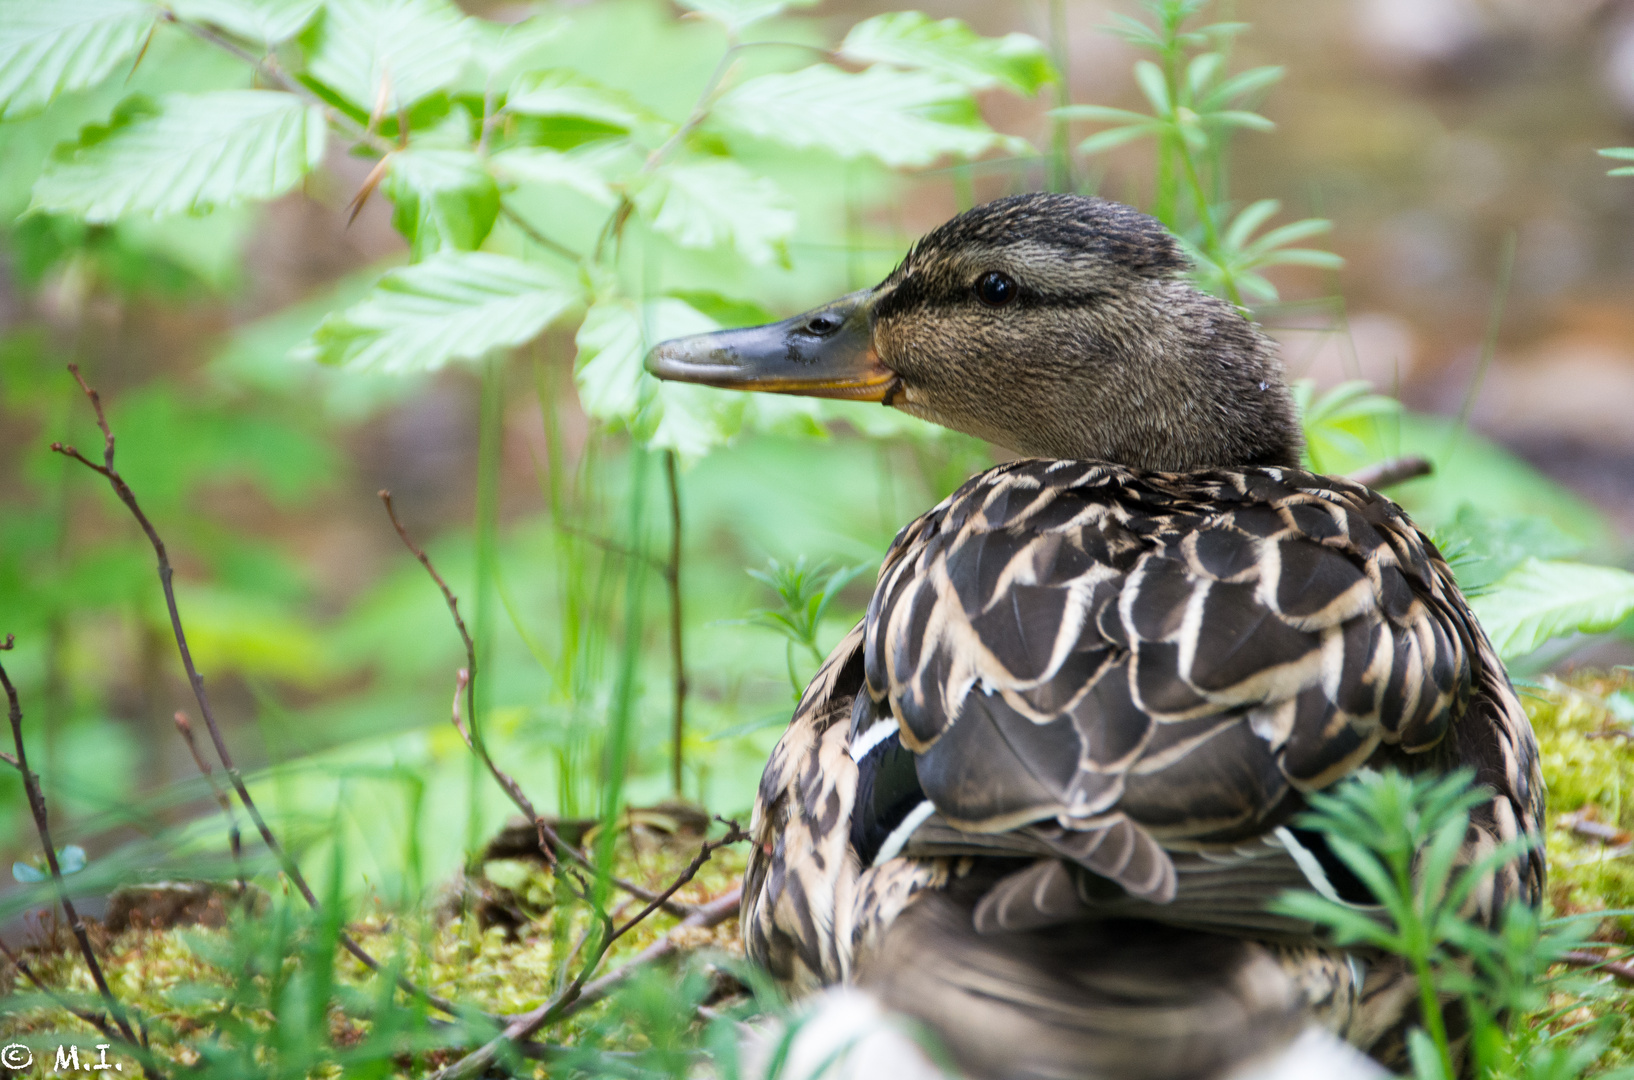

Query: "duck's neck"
<box><xmin>989</xmin><ymin>289</ymin><xmax>1304</xmax><ymax>471</ymax></box>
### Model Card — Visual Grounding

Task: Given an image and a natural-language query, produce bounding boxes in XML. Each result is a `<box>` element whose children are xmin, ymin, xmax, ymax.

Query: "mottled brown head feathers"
<box><xmin>872</xmin><ymin>193</ymin><xmax>1303</xmax><ymax>472</ymax></box>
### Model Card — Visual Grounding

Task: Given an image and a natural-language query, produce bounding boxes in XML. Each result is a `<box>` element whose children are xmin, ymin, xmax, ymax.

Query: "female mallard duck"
<box><xmin>647</xmin><ymin>194</ymin><xmax>1543</xmax><ymax>1079</ymax></box>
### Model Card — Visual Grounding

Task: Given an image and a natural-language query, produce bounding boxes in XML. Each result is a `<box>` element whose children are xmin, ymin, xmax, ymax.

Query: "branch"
<box><xmin>386</xmin><ymin>492</ymin><xmax>693</xmax><ymax>915</ymax></box>
<box><xmin>0</xmin><ymin>936</ymin><xmax>120</xmax><ymax>1045</ymax></box>
<box><xmin>174</xmin><ymin>710</ymin><xmax>244</xmax><ymax>892</ymax></box>
<box><xmin>438</xmin><ymin>878</ymin><xmax>743</xmax><ymax>1080</ymax></box>
<box><xmin>1560</xmin><ymin>950</ymin><xmax>1634</xmax><ymax>986</ymax></box>
<box><xmin>51</xmin><ymin>366</ymin><xmax>464</xmax><ymax>1020</ymax></box>
<box><xmin>664</xmin><ymin>451</ymin><xmax>688</xmax><ymax>797</ymax></box>
<box><xmin>161</xmin><ymin>12</ymin><xmax>396</xmax><ymax>156</ymax></box>
<box><xmin>1347</xmin><ymin>456</ymin><xmax>1432</xmax><ymax>491</ymax></box>
<box><xmin>0</xmin><ymin>636</ymin><xmax>143</xmax><ymax>1051</ymax></box>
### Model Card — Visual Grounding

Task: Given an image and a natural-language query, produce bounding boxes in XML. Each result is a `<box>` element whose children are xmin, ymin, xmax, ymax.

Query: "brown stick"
<box><xmin>1347</xmin><ymin>456</ymin><xmax>1432</xmax><ymax>490</ymax></box>
<box><xmin>174</xmin><ymin>711</ymin><xmax>244</xmax><ymax>888</ymax></box>
<box><xmin>664</xmin><ymin>451</ymin><xmax>688</xmax><ymax>798</ymax></box>
<box><xmin>1560</xmin><ymin>950</ymin><xmax>1634</xmax><ymax>985</ymax></box>
<box><xmin>0</xmin><ymin>636</ymin><xmax>141</xmax><ymax>1049</ymax></box>
<box><xmin>439</xmin><ymin>870</ymin><xmax>744</xmax><ymax>1080</ymax></box>
<box><xmin>554</xmin><ymin>884</ymin><xmax>741</xmax><ymax>1020</ymax></box>
<box><xmin>51</xmin><ymin>366</ymin><xmax>463</xmax><ymax>1019</ymax></box>
<box><xmin>0</xmin><ymin>936</ymin><xmax>121</xmax><ymax>1044</ymax></box>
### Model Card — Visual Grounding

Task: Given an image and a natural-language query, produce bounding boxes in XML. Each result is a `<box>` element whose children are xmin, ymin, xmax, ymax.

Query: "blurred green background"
<box><xmin>2</xmin><ymin>0</ymin><xmax>1632</xmax><ymax>918</ymax></box>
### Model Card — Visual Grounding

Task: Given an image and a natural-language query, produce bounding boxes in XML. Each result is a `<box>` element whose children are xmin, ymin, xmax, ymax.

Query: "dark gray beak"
<box><xmin>645</xmin><ymin>289</ymin><xmax>901</xmax><ymax>403</ymax></box>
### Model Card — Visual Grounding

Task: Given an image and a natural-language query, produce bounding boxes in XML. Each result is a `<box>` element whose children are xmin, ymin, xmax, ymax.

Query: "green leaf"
<box><xmin>490</xmin><ymin>146</ymin><xmax>617</xmax><ymax>205</ymax></box>
<box><xmin>1076</xmin><ymin>124</ymin><xmax>1160</xmax><ymax>156</ymax></box>
<box><xmin>1407</xmin><ymin>1029</ymin><xmax>1453</xmax><ymax>1080</ymax></box>
<box><xmin>1051</xmin><ymin>104</ymin><xmax>1153</xmax><ymax>124</ymax></box>
<box><xmin>1470</xmin><ymin>557</ymin><xmax>1634</xmax><ymax>660</ymax></box>
<box><xmin>1201</xmin><ymin>65</ymin><xmax>1283</xmax><ymax>109</ymax></box>
<box><xmin>297</xmin><ymin>252</ymin><xmax>582</xmax><ymax>372</ymax></box>
<box><xmin>711</xmin><ymin>65</ymin><xmax>1017</xmax><ymax>168</ymax></box>
<box><xmin>633</xmin><ymin>158</ymin><xmax>795</xmax><ymax>265</ymax></box>
<box><xmin>0</xmin><ymin>0</ymin><xmax>154</xmax><ymax>120</ymax></box>
<box><xmin>1133</xmin><ymin>60</ymin><xmax>1171</xmax><ymax>116</ymax></box>
<box><xmin>167</xmin><ymin>0</ymin><xmax>322</xmax><ymax>46</ymax></box>
<box><xmin>1223</xmin><ymin>198</ymin><xmax>1279</xmax><ymax>250</ymax></box>
<box><xmin>574</xmin><ymin>297</ymin><xmax>745</xmax><ymax>460</ymax></box>
<box><xmin>839</xmin><ymin>12</ymin><xmax>1054</xmax><ymax>96</ymax></box>
<box><xmin>464</xmin><ymin>15</ymin><xmax>566</xmax><ymax>89</ymax></box>
<box><xmin>11</xmin><ymin>861</ymin><xmax>46</xmax><ymax>883</ymax></box>
<box><xmin>1207</xmin><ymin>108</ymin><xmax>1274</xmax><ymax>131</ymax></box>
<box><xmin>382</xmin><ymin>149</ymin><xmax>499</xmax><ymax>259</ymax></box>
<box><xmin>505</xmin><ymin>69</ymin><xmax>656</xmax><ymax>131</ymax></box>
<box><xmin>1602</xmin><ymin>147</ymin><xmax>1634</xmax><ymax>177</ymax></box>
<box><xmin>302</xmin><ymin>0</ymin><xmax>470</xmax><ymax>111</ymax></box>
<box><xmin>30</xmin><ymin>91</ymin><xmax>326</xmax><ymax>221</ymax></box>
<box><xmin>676</xmin><ymin>0</ymin><xmax>819</xmax><ymax>32</ymax></box>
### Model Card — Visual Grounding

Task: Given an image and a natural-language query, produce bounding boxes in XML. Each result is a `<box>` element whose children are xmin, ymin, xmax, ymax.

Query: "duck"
<box><xmin>646</xmin><ymin>193</ymin><xmax>1543</xmax><ymax>1080</ymax></box>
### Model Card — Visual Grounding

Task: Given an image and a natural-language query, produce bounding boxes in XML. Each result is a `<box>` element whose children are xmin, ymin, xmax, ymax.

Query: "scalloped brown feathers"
<box><xmin>741</xmin><ymin>459</ymin><xmax>1542</xmax><ymax>1076</ymax></box>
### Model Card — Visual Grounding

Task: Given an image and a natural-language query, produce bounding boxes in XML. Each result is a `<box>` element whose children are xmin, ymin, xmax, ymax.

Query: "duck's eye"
<box><xmin>974</xmin><ymin>271</ymin><xmax>1017</xmax><ymax>308</ymax></box>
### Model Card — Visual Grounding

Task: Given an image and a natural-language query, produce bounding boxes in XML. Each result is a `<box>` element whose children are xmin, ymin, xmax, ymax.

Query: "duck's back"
<box><xmin>741</xmin><ymin>459</ymin><xmax>1542</xmax><ymax>1077</ymax></box>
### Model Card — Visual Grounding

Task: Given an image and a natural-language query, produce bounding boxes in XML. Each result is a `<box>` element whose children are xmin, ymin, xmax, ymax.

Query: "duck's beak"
<box><xmin>645</xmin><ymin>289</ymin><xmax>900</xmax><ymax>403</ymax></box>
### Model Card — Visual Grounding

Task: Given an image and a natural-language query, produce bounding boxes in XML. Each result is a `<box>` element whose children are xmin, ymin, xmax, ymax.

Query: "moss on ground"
<box><xmin>2</xmin><ymin>673</ymin><xmax>1632</xmax><ymax>1077</ymax></box>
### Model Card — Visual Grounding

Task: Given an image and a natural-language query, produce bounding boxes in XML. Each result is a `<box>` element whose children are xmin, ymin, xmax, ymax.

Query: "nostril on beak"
<box><xmin>804</xmin><ymin>313</ymin><xmax>842</xmax><ymax>336</ymax></box>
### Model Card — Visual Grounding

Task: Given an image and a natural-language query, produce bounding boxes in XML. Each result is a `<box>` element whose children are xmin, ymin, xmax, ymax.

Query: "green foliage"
<box><xmin>0</xmin><ymin>0</ymin><xmax>154</xmax><ymax>121</ymax></box>
<box><xmin>744</xmin><ymin>556</ymin><xmax>870</xmax><ymax>696</ymax></box>
<box><xmin>383</xmin><ymin>149</ymin><xmax>502</xmax><ymax>259</ymax></box>
<box><xmin>1291</xmin><ymin>378</ymin><xmax>1403</xmax><ymax>474</ymax></box>
<box><xmin>167</xmin><ymin>896</ymin><xmax>457</xmax><ymax>1079</ymax></box>
<box><xmin>1055</xmin><ymin>0</ymin><xmax>1339</xmax><ymax>306</ymax></box>
<box><xmin>30</xmin><ymin>91</ymin><xmax>328</xmax><ymax>220</ymax></box>
<box><xmin>297</xmin><ymin>252</ymin><xmax>581</xmax><ymax>372</ymax></box>
<box><xmin>1472</xmin><ymin>560</ymin><xmax>1634</xmax><ymax>662</ymax></box>
<box><xmin>711</xmin><ymin>65</ymin><xmax>1024</xmax><ymax>168</ymax></box>
<box><xmin>1273</xmin><ymin>769</ymin><xmax>1630</xmax><ymax>1080</ymax></box>
<box><xmin>300</xmin><ymin>0</ymin><xmax>473</xmax><ymax>112</ymax></box>
<box><xmin>839</xmin><ymin>12</ymin><xmax>1055</xmax><ymax>96</ymax></box>
<box><xmin>1600</xmin><ymin>147</ymin><xmax>1634</xmax><ymax>177</ymax></box>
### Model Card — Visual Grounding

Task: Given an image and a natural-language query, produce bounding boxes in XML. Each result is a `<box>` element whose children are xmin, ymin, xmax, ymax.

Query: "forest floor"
<box><xmin>2</xmin><ymin>670</ymin><xmax>1632</xmax><ymax>1078</ymax></box>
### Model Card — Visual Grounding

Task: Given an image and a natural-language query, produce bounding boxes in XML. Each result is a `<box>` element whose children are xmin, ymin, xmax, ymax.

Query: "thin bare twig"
<box><xmin>1</xmin><ymin>636</ymin><xmax>144</xmax><ymax>1050</ymax></box>
<box><xmin>52</xmin><ymin>366</ymin><xmax>464</xmax><ymax>1019</ymax></box>
<box><xmin>439</xmin><ymin>870</ymin><xmax>744</xmax><ymax>1080</ymax></box>
<box><xmin>1560</xmin><ymin>950</ymin><xmax>1634</xmax><ymax>985</ymax></box>
<box><xmin>664</xmin><ymin>451</ymin><xmax>688</xmax><ymax>797</ymax></box>
<box><xmin>0</xmin><ymin>936</ymin><xmax>120</xmax><ymax>1043</ymax></box>
<box><xmin>387</xmin><ymin>492</ymin><xmax>693</xmax><ymax>914</ymax></box>
<box><xmin>1347</xmin><ymin>456</ymin><xmax>1433</xmax><ymax>491</ymax></box>
<box><xmin>174</xmin><ymin>711</ymin><xmax>244</xmax><ymax>889</ymax></box>
<box><xmin>161</xmin><ymin>13</ymin><xmax>395</xmax><ymax>155</ymax></box>
<box><xmin>500</xmin><ymin>204</ymin><xmax>585</xmax><ymax>263</ymax></box>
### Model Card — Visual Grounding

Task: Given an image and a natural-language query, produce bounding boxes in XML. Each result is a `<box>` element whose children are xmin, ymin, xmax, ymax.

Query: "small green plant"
<box><xmin>166</xmin><ymin>894</ymin><xmax>456</xmax><ymax>1080</ymax></box>
<box><xmin>1056</xmin><ymin>0</ymin><xmax>1341</xmax><ymax>307</ymax></box>
<box><xmin>1290</xmin><ymin>378</ymin><xmax>1404</xmax><ymax>474</ymax></box>
<box><xmin>1599</xmin><ymin>148</ymin><xmax>1634</xmax><ymax>176</ymax></box>
<box><xmin>744</xmin><ymin>557</ymin><xmax>871</xmax><ymax>698</ymax></box>
<box><xmin>1274</xmin><ymin>769</ymin><xmax>1632</xmax><ymax>1080</ymax></box>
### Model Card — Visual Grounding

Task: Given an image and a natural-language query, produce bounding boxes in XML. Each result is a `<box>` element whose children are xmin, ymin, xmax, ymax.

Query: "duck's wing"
<box><xmin>742</xmin><ymin>623</ymin><xmax>953</xmax><ymax>990</ymax></box>
<box><xmin>858</xmin><ymin>459</ymin><xmax>1541</xmax><ymax>926</ymax></box>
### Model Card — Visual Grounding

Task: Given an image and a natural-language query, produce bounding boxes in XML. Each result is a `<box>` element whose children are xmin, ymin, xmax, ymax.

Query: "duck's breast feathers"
<box><xmin>862</xmin><ymin>460</ymin><xmax>1536</xmax><ymax>875</ymax></box>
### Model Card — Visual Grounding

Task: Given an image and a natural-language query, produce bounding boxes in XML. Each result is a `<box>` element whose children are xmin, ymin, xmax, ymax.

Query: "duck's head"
<box><xmin>646</xmin><ymin>193</ymin><xmax>1301</xmax><ymax>471</ymax></box>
